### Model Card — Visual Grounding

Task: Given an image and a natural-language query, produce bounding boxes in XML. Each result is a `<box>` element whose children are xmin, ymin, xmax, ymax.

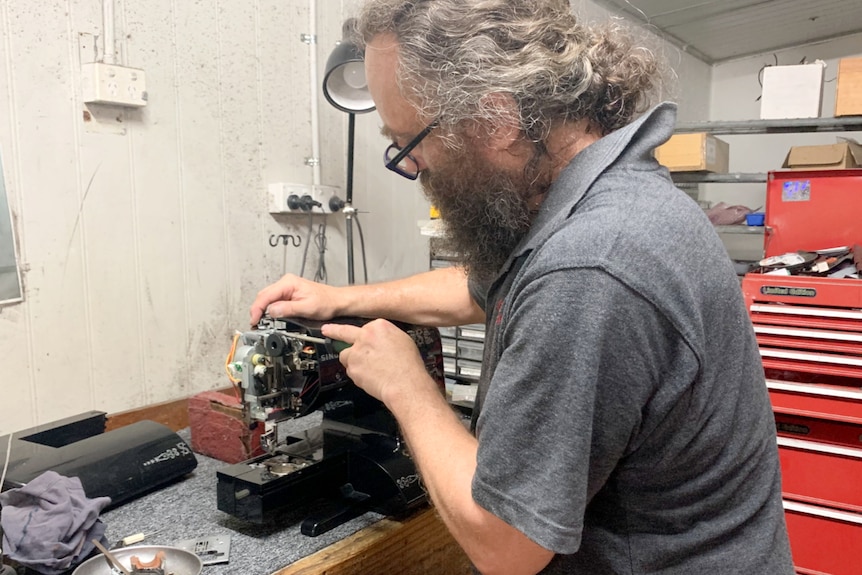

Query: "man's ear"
<box><xmin>473</xmin><ymin>93</ymin><xmax>522</xmax><ymax>152</ymax></box>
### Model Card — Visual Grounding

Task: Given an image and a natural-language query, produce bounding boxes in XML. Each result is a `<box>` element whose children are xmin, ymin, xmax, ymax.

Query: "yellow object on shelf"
<box><xmin>835</xmin><ymin>58</ymin><xmax>862</xmax><ymax>117</ymax></box>
<box><xmin>655</xmin><ymin>132</ymin><xmax>730</xmax><ymax>173</ymax></box>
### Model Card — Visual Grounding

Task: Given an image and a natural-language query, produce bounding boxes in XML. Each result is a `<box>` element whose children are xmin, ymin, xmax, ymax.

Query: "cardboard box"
<box><xmin>835</xmin><ymin>57</ymin><xmax>862</xmax><ymax>117</ymax></box>
<box><xmin>782</xmin><ymin>140</ymin><xmax>862</xmax><ymax>170</ymax></box>
<box><xmin>655</xmin><ymin>132</ymin><xmax>729</xmax><ymax>173</ymax></box>
<box><xmin>760</xmin><ymin>63</ymin><xmax>825</xmax><ymax>120</ymax></box>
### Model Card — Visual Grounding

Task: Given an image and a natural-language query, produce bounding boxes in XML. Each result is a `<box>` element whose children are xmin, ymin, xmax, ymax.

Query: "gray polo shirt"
<box><xmin>468</xmin><ymin>103</ymin><xmax>794</xmax><ymax>574</ymax></box>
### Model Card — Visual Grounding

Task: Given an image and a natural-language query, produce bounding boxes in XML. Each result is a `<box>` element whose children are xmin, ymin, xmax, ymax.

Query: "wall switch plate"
<box><xmin>81</xmin><ymin>62</ymin><xmax>147</xmax><ymax>107</ymax></box>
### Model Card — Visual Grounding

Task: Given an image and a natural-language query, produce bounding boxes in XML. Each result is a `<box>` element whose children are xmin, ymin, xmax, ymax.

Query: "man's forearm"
<box><xmin>386</xmin><ymin>378</ymin><xmax>555</xmax><ymax>575</ymax></box>
<box><xmin>335</xmin><ymin>266</ymin><xmax>484</xmax><ymax>327</ymax></box>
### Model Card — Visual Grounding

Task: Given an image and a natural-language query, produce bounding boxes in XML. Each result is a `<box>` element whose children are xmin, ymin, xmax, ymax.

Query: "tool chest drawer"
<box><xmin>783</xmin><ymin>500</ymin><xmax>862</xmax><ymax>575</ymax></box>
<box><xmin>776</xmin><ymin>435</ymin><xmax>862</xmax><ymax>513</ymax></box>
<box><xmin>768</xmin><ymin>379</ymin><xmax>862</xmax><ymax>424</ymax></box>
<box><xmin>743</xmin><ymin>275</ymin><xmax>862</xmax><ymax>381</ymax></box>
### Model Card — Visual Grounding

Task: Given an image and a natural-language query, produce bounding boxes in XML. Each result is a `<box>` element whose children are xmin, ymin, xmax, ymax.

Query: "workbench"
<box><xmin>94</xmin><ymin>399</ymin><xmax>473</xmax><ymax>575</ymax></box>
<box><xmin>94</xmin><ymin>428</ymin><xmax>471</xmax><ymax>575</ymax></box>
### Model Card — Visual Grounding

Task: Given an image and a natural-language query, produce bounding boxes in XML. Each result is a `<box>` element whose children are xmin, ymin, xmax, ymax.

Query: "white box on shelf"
<box><xmin>760</xmin><ymin>62</ymin><xmax>825</xmax><ymax>120</ymax></box>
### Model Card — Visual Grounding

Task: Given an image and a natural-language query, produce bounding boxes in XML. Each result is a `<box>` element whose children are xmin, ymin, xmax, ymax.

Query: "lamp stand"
<box><xmin>345</xmin><ymin>112</ymin><xmax>356</xmax><ymax>285</ymax></box>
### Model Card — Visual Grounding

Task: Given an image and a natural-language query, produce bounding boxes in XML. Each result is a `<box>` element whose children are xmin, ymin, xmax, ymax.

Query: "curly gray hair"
<box><xmin>356</xmin><ymin>0</ymin><xmax>659</xmax><ymax>146</ymax></box>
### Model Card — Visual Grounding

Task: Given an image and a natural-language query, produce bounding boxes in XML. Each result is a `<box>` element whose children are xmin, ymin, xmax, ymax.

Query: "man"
<box><xmin>251</xmin><ymin>1</ymin><xmax>794</xmax><ymax>573</ymax></box>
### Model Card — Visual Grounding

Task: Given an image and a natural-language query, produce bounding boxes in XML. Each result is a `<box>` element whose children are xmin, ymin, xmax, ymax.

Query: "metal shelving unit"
<box><xmin>714</xmin><ymin>225</ymin><xmax>765</xmax><ymax>235</ymax></box>
<box><xmin>671</xmin><ymin>116</ymin><xmax>862</xmax><ymax>186</ymax></box>
<box><xmin>674</xmin><ymin>116</ymin><xmax>862</xmax><ymax>135</ymax></box>
<box><xmin>428</xmin><ymin>237</ymin><xmax>483</xmax><ymax>412</ymax></box>
<box><xmin>673</xmin><ymin>172</ymin><xmax>768</xmax><ymax>184</ymax></box>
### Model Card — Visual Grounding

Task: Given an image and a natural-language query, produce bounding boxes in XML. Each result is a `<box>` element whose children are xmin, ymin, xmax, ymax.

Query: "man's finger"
<box><xmin>266</xmin><ymin>302</ymin><xmax>290</xmax><ymax>319</ymax></box>
<box><xmin>322</xmin><ymin>323</ymin><xmax>361</xmax><ymax>346</ymax></box>
<box><xmin>337</xmin><ymin>345</ymin><xmax>352</xmax><ymax>366</ymax></box>
<box><xmin>250</xmin><ymin>280</ymin><xmax>296</xmax><ymax>323</ymax></box>
<box><xmin>250</xmin><ymin>307</ymin><xmax>263</xmax><ymax>325</ymax></box>
<box><xmin>250</xmin><ymin>301</ymin><xmax>285</xmax><ymax>325</ymax></box>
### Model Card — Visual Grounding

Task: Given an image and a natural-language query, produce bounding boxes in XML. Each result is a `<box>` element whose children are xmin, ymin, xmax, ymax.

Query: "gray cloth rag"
<box><xmin>0</xmin><ymin>470</ymin><xmax>111</xmax><ymax>574</ymax></box>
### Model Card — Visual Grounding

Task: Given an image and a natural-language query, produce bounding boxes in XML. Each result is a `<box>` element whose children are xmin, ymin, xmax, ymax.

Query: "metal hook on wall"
<box><xmin>269</xmin><ymin>234</ymin><xmax>302</xmax><ymax>248</ymax></box>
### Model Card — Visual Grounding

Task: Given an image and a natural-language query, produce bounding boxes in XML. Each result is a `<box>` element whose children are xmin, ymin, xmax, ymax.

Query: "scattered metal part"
<box><xmin>174</xmin><ymin>535</ymin><xmax>232</xmax><ymax>566</ymax></box>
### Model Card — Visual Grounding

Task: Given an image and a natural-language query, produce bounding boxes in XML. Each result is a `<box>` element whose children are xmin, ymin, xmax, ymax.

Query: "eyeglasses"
<box><xmin>383</xmin><ymin>119</ymin><xmax>439</xmax><ymax>180</ymax></box>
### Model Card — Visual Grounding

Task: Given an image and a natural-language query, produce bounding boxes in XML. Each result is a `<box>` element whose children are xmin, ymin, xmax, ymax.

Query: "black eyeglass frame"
<box><xmin>383</xmin><ymin>119</ymin><xmax>439</xmax><ymax>180</ymax></box>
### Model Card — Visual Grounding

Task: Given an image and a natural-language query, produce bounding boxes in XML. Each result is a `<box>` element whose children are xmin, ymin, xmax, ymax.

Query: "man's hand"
<box><xmin>250</xmin><ymin>274</ymin><xmax>339</xmax><ymax>325</ymax></box>
<box><xmin>322</xmin><ymin>319</ymin><xmax>434</xmax><ymax>405</ymax></box>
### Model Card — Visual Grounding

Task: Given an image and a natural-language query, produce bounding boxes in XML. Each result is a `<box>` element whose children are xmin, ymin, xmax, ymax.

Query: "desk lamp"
<box><xmin>322</xmin><ymin>22</ymin><xmax>375</xmax><ymax>285</ymax></box>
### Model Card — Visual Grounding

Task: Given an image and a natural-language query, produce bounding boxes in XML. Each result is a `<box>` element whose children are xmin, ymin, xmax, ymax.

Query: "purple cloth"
<box><xmin>0</xmin><ymin>470</ymin><xmax>111</xmax><ymax>575</ymax></box>
<box><xmin>705</xmin><ymin>201</ymin><xmax>753</xmax><ymax>225</ymax></box>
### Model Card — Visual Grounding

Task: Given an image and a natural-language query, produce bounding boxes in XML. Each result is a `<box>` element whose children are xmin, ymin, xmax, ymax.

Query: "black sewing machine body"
<box><xmin>0</xmin><ymin>412</ymin><xmax>197</xmax><ymax>507</ymax></box>
<box><xmin>216</xmin><ymin>317</ymin><xmax>443</xmax><ymax>536</ymax></box>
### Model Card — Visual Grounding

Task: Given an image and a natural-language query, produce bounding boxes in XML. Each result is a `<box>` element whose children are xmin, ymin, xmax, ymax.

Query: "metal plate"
<box><xmin>72</xmin><ymin>545</ymin><xmax>202</xmax><ymax>575</ymax></box>
<box><xmin>174</xmin><ymin>534</ymin><xmax>232</xmax><ymax>566</ymax></box>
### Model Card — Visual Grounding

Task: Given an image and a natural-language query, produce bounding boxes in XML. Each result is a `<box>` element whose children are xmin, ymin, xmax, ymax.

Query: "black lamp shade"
<box><xmin>323</xmin><ymin>41</ymin><xmax>376</xmax><ymax>114</ymax></box>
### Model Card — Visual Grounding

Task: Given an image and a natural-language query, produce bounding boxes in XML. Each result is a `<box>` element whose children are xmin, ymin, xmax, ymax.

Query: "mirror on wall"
<box><xmin>0</xmin><ymin>150</ymin><xmax>22</xmax><ymax>305</ymax></box>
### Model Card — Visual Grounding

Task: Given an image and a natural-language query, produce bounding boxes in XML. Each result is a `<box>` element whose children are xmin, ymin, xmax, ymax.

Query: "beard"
<box><xmin>420</xmin><ymin>143</ymin><xmax>550</xmax><ymax>285</ymax></box>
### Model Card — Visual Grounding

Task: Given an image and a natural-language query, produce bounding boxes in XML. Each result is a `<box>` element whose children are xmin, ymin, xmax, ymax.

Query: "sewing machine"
<box><xmin>215</xmin><ymin>317</ymin><xmax>443</xmax><ymax>536</ymax></box>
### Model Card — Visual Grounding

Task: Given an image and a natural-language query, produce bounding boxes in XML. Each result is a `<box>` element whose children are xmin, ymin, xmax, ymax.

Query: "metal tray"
<box><xmin>72</xmin><ymin>545</ymin><xmax>203</xmax><ymax>575</ymax></box>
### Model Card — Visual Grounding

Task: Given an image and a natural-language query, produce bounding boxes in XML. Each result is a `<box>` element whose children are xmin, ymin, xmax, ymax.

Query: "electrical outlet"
<box><xmin>267</xmin><ymin>183</ymin><xmax>342</xmax><ymax>215</ymax></box>
<box><xmin>268</xmin><ymin>183</ymin><xmax>307</xmax><ymax>214</ymax></box>
<box><xmin>311</xmin><ymin>185</ymin><xmax>341</xmax><ymax>213</ymax></box>
<box><xmin>81</xmin><ymin>62</ymin><xmax>147</xmax><ymax>107</ymax></box>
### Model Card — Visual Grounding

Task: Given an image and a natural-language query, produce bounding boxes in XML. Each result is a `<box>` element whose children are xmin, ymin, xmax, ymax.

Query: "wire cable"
<box><xmin>224</xmin><ymin>332</ymin><xmax>242</xmax><ymax>401</ymax></box>
<box><xmin>299</xmin><ymin>211</ymin><xmax>314</xmax><ymax>278</ymax></box>
<box><xmin>313</xmin><ymin>219</ymin><xmax>328</xmax><ymax>283</ymax></box>
<box><xmin>354</xmin><ymin>213</ymin><xmax>369</xmax><ymax>284</ymax></box>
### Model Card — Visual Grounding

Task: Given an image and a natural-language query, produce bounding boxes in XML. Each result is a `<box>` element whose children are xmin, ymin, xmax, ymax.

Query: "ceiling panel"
<box><xmin>594</xmin><ymin>0</ymin><xmax>862</xmax><ymax>63</ymax></box>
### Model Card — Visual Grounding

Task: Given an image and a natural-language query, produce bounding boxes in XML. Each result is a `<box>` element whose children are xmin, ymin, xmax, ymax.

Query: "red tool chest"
<box><xmin>742</xmin><ymin>169</ymin><xmax>862</xmax><ymax>575</ymax></box>
<box><xmin>763</xmin><ymin>169</ymin><xmax>862</xmax><ymax>257</ymax></box>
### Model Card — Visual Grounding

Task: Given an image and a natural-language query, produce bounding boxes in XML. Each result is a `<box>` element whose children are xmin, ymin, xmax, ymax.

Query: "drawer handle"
<box><xmin>760</xmin><ymin>349</ymin><xmax>862</xmax><ymax>367</ymax></box>
<box><xmin>783</xmin><ymin>500</ymin><xmax>862</xmax><ymax>525</ymax></box>
<box><xmin>777</xmin><ymin>436</ymin><xmax>862</xmax><ymax>459</ymax></box>
<box><xmin>766</xmin><ymin>379</ymin><xmax>862</xmax><ymax>401</ymax></box>
<box><xmin>754</xmin><ymin>325</ymin><xmax>862</xmax><ymax>342</ymax></box>
<box><xmin>751</xmin><ymin>304</ymin><xmax>862</xmax><ymax>321</ymax></box>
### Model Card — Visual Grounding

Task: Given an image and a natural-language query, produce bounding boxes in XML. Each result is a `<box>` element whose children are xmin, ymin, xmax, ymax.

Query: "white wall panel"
<box><xmin>219</xmin><ymin>0</ymin><xmax>265</xmax><ymax>319</ymax></box>
<box><xmin>5</xmin><ymin>0</ymin><xmax>93</xmax><ymax>424</ymax></box>
<box><xmin>172</xmin><ymin>0</ymin><xmax>231</xmax><ymax>398</ymax></box>
<box><xmin>0</xmin><ymin>0</ymin><xmax>35</xmax><ymax>426</ymax></box>
<box><xmin>72</xmin><ymin>0</ymin><xmax>147</xmax><ymax>413</ymax></box>
<box><xmin>122</xmin><ymin>0</ymin><xmax>189</xmax><ymax>407</ymax></box>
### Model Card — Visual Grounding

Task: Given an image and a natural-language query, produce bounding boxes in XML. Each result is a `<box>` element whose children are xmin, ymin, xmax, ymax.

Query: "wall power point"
<box><xmin>287</xmin><ymin>194</ymin><xmax>321</xmax><ymax>211</ymax></box>
<box><xmin>268</xmin><ymin>183</ymin><xmax>341</xmax><ymax>214</ymax></box>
